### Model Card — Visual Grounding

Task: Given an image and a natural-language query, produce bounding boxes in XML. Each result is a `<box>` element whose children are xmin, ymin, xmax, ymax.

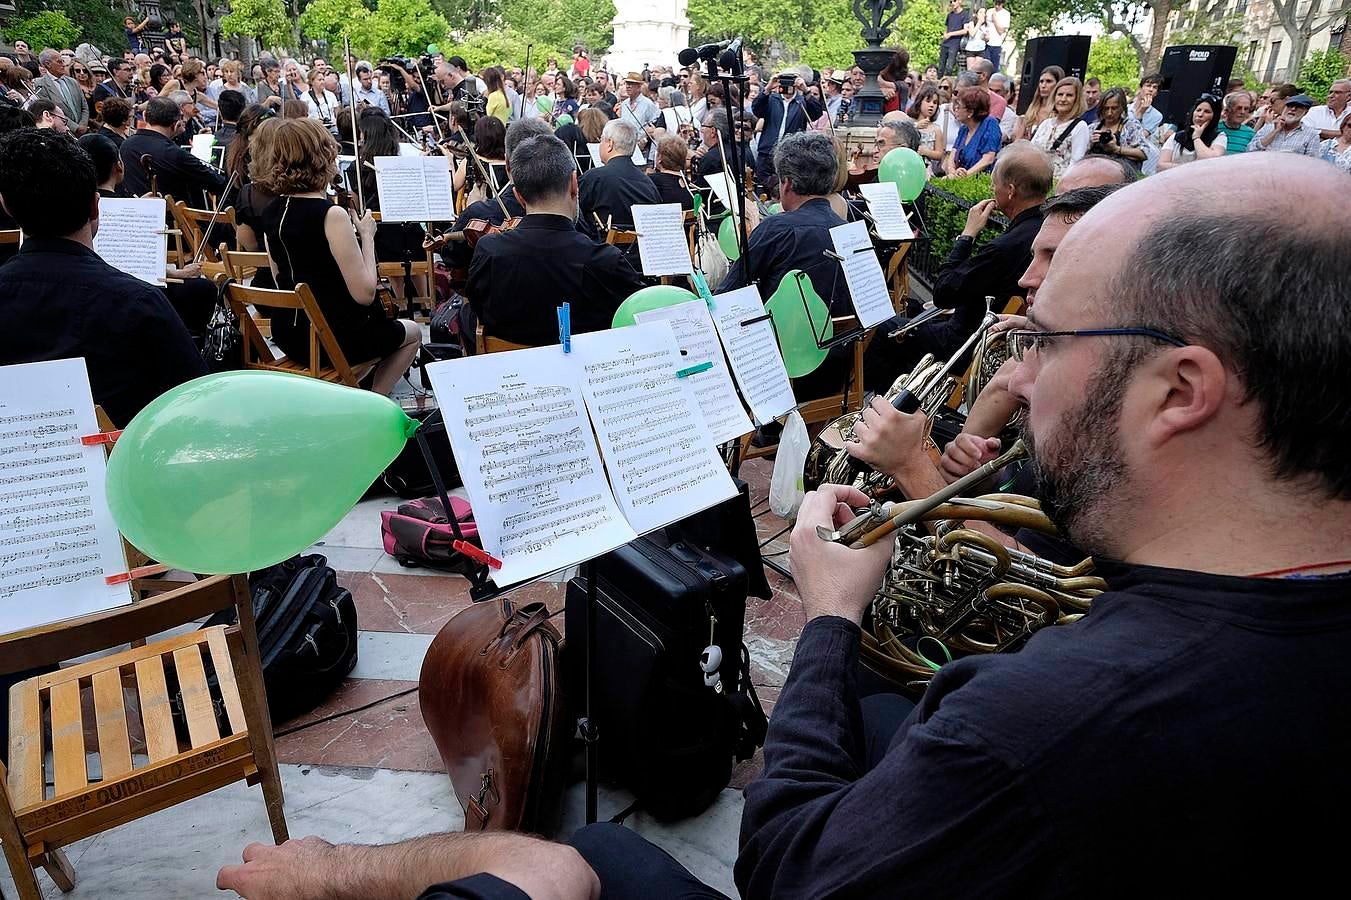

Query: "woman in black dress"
<box><xmin>249</xmin><ymin>116</ymin><xmax>420</xmax><ymax>395</ymax></box>
<box><xmin>226</xmin><ymin>104</ymin><xmax>278</xmax><ymax>289</ymax></box>
<box><xmin>648</xmin><ymin>134</ymin><xmax>694</xmax><ymax>210</ymax></box>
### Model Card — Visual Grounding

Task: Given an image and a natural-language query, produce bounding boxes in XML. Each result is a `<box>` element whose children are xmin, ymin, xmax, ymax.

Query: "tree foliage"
<box><xmin>453</xmin><ymin>25</ymin><xmax>558</xmax><ymax>71</ymax></box>
<box><xmin>221</xmin><ymin>0</ymin><xmax>292</xmax><ymax>49</ymax></box>
<box><xmin>1086</xmin><ymin>33</ymin><xmax>1140</xmax><ymax>90</ymax></box>
<box><xmin>4</xmin><ymin>10</ymin><xmax>80</xmax><ymax>50</ymax></box>
<box><xmin>8</xmin><ymin>0</ymin><xmax>128</xmax><ymax>54</ymax></box>
<box><xmin>358</xmin><ymin>0</ymin><xmax>451</xmax><ymax>58</ymax></box>
<box><xmin>1299</xmin><ymin>48</ymin><xmax>1350</xmax><ymax>102</ymax></box>
<box><xmin>497</xmin><ymin>0</ymin><xmax>617</xmax><ymax>57</ymax></box>
<box><xmin>891</xmin><ymin>0</ymin><xmax>945</xmax><ymax>71</ymax></box>
<box><xmin>298</xmin><ymin>0</ymin><xmax>372</xmax><ymax>51</ymax></box>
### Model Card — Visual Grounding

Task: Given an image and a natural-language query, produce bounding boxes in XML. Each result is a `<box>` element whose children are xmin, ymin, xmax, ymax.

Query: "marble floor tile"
<box><xmin>276</xmin><ymin>679</ymin><xmax>441</xmax><ymax>773</ymax></box>
<box><xmin>306</xmin><ymin>543</ymin><xmax>384</xmax><ymax>573</ymax></box>
<box><xmin>342</xmin><ymin>571</ymin><xmax>473</xmax><ymax>634</ymax></box>
<box><xmin>350</xmin><ymin>631</ymin><xmax>437</xmax><ymax>681</ymax></box>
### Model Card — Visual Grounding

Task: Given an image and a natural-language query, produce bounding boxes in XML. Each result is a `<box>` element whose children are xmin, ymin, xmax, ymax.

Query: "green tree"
<box><xmin>499</xmin><ymin>0</ymin><xmax>617</xmax><ymax>57</ymax></box>
<box><xmin>452</xmin><ymin>26</ymin><xmax>555</xmax><ymax>71</ymax></box>
<box><xmin>221</xmin><ymin>0</ymin><xmax>292</xmax><ymax>49</ymax></box>
<box><xmin>299</xmin><ymin>0</ymin><xmax>373</xmax><ymax>52</ymax></box>
<box><xmin>357</xmin><ymin>0</ymin><xmax>451</xmax><ymax>58</ymax></box>
<box><xmin>892</xmin><ymin>0</ymin><xmax>945</xmax><ymax>71</ymax></box>
<box><xmin>1086</xmin><ymin>33</ymin><xmax>1140</xmax><ymax>90</ymax></box>
<box><xmin>4</xmin><ymin>10</ymin><xmax>80</xmax><ymax>50</ymax></box>
<box><xmin>1299</xmin><ymin>48</ymin><xmax>1350</xmax><ymax>102</ymax></box>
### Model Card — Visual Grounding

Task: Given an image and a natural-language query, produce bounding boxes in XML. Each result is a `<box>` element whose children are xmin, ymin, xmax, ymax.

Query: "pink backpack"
<box><xmin>380</xmin><ymin>496</ymin><xmax>481</xmax><ymax>573</ymax></box>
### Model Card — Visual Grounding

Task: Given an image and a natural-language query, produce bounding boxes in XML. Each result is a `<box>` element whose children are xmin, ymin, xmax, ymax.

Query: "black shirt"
<box><xmin>943</xmin><ymin>9</ymin><xmax>971</xmax><ymax>48</ymax></box>
<box><xmin>441</xmin><ymin>188</ymin><xmax>526</xmax><ymax>278</ymax></box>
<box><xmin>120</xmin><ymin>128</ymin><xmax>228</xmax><ymax>207</ymax></box>
<box><xmin>465</xmin><ymin>213</ymin><xmax>645</xmax><ymax>346</ymax></box>
<box><xmin>418</xmin><ymin>874</ymin><xmax>526</xmax><ymax>900</ymax></box>
<box><xmin>931</xmin><ymin>205</ymin><xmax>1042</xmax><ymax>332</ymax></box>
<box><xmin>737</xmin><ymin>566</ymin><xmax>1351</xmax><ymax>897</ymax></box>
<box><xmin>97</xmin><ymin>125</ymin><xmax>127</xmax><ymax>149</ymax></box>
<box><xmin>648</xmin><ymin>171</ymin><xmax>695</xmax><ymax>210</ymax></box>
<box><xmin>719</xmin><ymin>197</ymin><xmax>852</xmax><ymax>315</ymax></box>
<box><xmin>578</xmin><ymin>155</ymin><xmax>660</xmax><ymax>237</ymax></box>
<box><xmin>0</xmin><ymin>238</ymin><xmax>207</xmax><ymax>426</ymax></box>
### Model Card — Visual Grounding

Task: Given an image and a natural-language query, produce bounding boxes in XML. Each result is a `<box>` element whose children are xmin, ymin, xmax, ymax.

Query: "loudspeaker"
<box><xmin>1154</xmin><ymin>44</ymin><xmax>1237</xmax><ymax>129</ymax></box>
<box><xmin>1017</xmin><ymin>35</ymin><xmax>1091</xmax><ymax>115</ymax></box>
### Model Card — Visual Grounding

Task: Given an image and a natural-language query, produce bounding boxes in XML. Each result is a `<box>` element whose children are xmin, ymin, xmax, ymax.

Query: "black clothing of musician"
<box><xmin>649</xmin><ymin>171</ymin><xmax>695</xmax><ymax>211</ymax></box>
<box><xmin>577</xmin><ymin>154</ymin><xmax>660</xmax><ymax>239</ymax></box>
<box><xmin>120</xmin><ymin>127</ymin><xmax>228</xmax><ymax>208</ymax></box>
<box><xmin>441</xmin><ymin>187</ymin><xmax>526</xmax><ymax>283</ymax></box>
<box><xmin>0</xmin><ymin>237</ymin><xmax>207</xmax><ymax>426</ymax></box>
<box><xmin>465</xmin><ymin>212</ymin><xmax>646</xmax><ymax>346</ymax></box>
<box><xmin>863</xmin><ymin>205</ymin><xmax>1043</xmax><ymax>392</ymax></box>
<box><xmin>260</xmin><ymin>195</ymin><xmax>407</xmax><ymax>366</ymax></box>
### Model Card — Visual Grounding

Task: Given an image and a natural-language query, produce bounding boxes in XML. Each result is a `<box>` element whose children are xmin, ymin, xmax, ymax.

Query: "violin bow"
<box><xmin>344</xmin><ymin>35</ymin><xmax>365</xmax><ymax>213</ymax></box>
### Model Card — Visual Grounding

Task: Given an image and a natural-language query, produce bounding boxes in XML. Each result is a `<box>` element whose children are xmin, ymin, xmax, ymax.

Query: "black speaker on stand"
<box><xmin>1017</xmin><ymin>35</ymin><xmax>1091</xmax><ymax>115</ymax></box>
<box><xmin>1154</xmin><ymin>44</ymin><xmax>1237</xmax><ymax>129</ymax></box>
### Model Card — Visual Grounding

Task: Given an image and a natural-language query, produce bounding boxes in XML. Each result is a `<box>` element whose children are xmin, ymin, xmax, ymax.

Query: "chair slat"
<box><xmin>134</xmin><ymin>656</ymin><xmax>179</xmax><ymax>762</ymax></box>
<box><xmin>7</xmin><ymin>680</ymin><xmax>44</xmax><ymax>809</ymax></box>
<box><xmin>49</xmin><ymin>681</ymin><xmax>87</xmax><ymax>798</ymax></box>
<box><xmin>91</xmin><ymin>669</ymin><xmax>133</xmax><ymax>780</ymax></box>
<box><xmin>205</xmin><ymin>628</ymin><xmax>247</xmax><ymax>735</ymax></box>
<box><xmin>172</xmin><ymin>646</ymin><xmax>220</xmax><ymax>748</ymax></box>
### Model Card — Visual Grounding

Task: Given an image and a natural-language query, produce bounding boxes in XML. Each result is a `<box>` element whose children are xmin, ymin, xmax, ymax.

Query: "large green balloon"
<box><xmin>106</xmin><ymin>372</ymin><xmax>418</xmax><ymax>574</ymax></box>
<box><xmin>878</xmin><ymin>147</ymin><xmax>927</xmax><ymax>202</ymax></box>
<box><xmin>765</xmin><ymin>270</ymin><xmax>835</xmax><ymax>377</ymax></box>
<box><xmin>611</xmin><ymin>284</ymin><xmax>699</xmax><ymax>328</ymax></box>
<box><xmin>718</xmin><ymin>215</ymin><xmax>741</xmax><ymax>261</ymax></box>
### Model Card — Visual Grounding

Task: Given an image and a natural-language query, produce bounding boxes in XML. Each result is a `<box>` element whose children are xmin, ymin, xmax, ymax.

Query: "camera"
<box><xmin>778</xmin><ymin>74</ymin><xmax>797</xmax><ymax>90</ymax></box>
<box><xmin>1093</xmin><ymin>129</ymin><xmax>1111</xmax><ymax>146</ymax></box>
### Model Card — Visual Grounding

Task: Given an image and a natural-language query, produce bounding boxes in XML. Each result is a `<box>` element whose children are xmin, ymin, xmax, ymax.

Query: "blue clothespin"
<box><xmin>558</xmin><ymin>302</ymin><xmax>571</xmax><ymax>353</ymax></box>
<box><xmin>691</xmin><ymin>270</ymin><xmax>715</xmax><ymax>309</ymax></box>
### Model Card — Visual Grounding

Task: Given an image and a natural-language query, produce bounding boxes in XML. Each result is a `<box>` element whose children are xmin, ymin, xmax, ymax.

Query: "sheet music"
<box><xmin>190</xmin><ymin>132</ymin><xmax>215</xmax><ymax>163</ymax></box>
<box><xmin>705</xmin><ymin>168</ymin><xmax>742</xmax><ymax>227</ymax></box>
<box><xmin>425</xmin><ymin>350</ymin><xmax>635</xmax><ymax>586</ymax></box>
<box><xmin>631</xmin><ymin>203</ymin><xmax>693</xmax><ymax>276</ymax></box>
<box><xmin>574</xmin><ymin>323</ymin><xmax>737</xmax><ymax>535</ymax></box>
<box><xmin>830</xmin><ymin>220</ymin><xmax>894</xmax><ymax>329</ymax></box>
<box><xmin>587</xmin><ymin>142</ymin><xmax>604</xmax><ymax>169</ymax></box>
<box><xmin>662</xmin><ymin>106</ymin><xmax>693</xmax><ymax>132</ymax></box>
<box><xmin>92</xmin><ymin>198</ymin><xmax>167</xmax><ymax>286</ymax></box>
<box><xmin>0</xmin><ymin>359</ymin><xmax>132</xmax><ymax>635</ymax></box>
<box><xmin>634</xmin><ymin>299</ymin><xmax>752</xmax><ymax>445</ymax></box>
<box><xmin>373</xmin><ymin>156</ymin><xmax>454</xmax><ymax>222</ymax></box>
<box><xmin>709</xmin><ymin>286</ymin><xmax>797</xmax><ymax>425</ymax></box>
<box><xmin>859</xmin><ymin>181</ymin><xmax>915</xmax><ymax>241</ymax></box>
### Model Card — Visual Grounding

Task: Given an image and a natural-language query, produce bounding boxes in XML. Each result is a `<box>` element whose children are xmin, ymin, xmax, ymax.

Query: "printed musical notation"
<box><xmin>574</xmin><ymin>322</ymin><xmax>736</xmax><ymax>535</ymax></box>
<box><xmin>859</xmin><ymin>181</ymin><xmax>916</xmax><ymax>242</ymax></box>
<box><xmin>92</xmin><ymin>198</ymin><xmax>168</xmax><ymax>286</ymax></box>
<box><xmin>631</xmin><ymin>203</ymin><xmax>694</xmax><ymax>276</ymax></box>
<box><xmin>425</xmin><ymin>349</ymin><xmax>637</xmax><ymax>586</ymax></box>
<box><xmin>830</xmin><ymin>220</ymin><xmax>894</xmax><ymax>329</ymax></box>
<box><xmin>0</xmin><ymin>358</ymin><xmax>133</xmax><ymax>634</ymax></box>
<box><xmin>373</xmin><ymin>156</ymin><xmax>454</xmax><ymax>223</ymax></box>
<box><xmin>709</xmin><ymin>286</ymin><xmax>797</xmax><ymax>426</ymax></box>
<box><xmin>634</xmin><ymin>298</ymin><xmax>754</xmax><ymax>445</ymax></box>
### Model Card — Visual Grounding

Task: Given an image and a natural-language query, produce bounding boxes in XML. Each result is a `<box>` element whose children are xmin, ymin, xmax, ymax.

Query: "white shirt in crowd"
<box><xmin>1304</xmin><ymin>104</ymin><xmax>1350</xmax><ymax>135</ymax></box>
<box><xmin>304</xmin><ymin>88</ymin><xmax>340</xmax><ymax>126</ymax></box>
<box><xmin>987</xmin><ymin>7</ymin><xmax>1010</xmax><ymax>47</ymax></box>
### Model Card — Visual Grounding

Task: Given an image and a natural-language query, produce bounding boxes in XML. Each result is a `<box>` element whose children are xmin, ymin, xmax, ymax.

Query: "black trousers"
<box><xmin>570</xmin><ymin>693</ymin><xmax>916</xmax><ymax>899</ymax></box>
<box><xmin>937</xmin><ymin>43</ymin><xmax>964</xmax><ymax>77</ymax></box>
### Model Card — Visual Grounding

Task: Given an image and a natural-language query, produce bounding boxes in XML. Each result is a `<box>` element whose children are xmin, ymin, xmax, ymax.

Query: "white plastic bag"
<box><xmin>769</xmin><ymin>410</ymin><xmax>809</xmax><ymax>519</ymax></box>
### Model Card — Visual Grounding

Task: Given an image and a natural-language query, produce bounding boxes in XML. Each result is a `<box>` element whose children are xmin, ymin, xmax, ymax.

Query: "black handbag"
<box><xmin>202</xmin><ymin>276</ymin><xmax>242</xmax><ymax>372</ymax></box>
<box><xmin>564</xmin><ymin>533</ymin><xmax>767</xmax><ymax>821</ymax></box>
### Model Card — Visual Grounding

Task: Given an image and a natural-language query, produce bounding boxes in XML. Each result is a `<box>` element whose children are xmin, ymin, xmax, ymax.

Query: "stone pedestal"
<box><xmin>847</xmin><ymin>47</ymin><xmax>893</xmax><ymax>127</ymax></box>
<box><xmin>607</xmin><ymin>0</ymin><xmax>691</xmax><ymax>74</ymax></box>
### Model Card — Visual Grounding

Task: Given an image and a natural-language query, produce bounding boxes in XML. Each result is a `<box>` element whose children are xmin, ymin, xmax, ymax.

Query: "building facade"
<box><xmin>1162</xmin><ymin>0</ymin><xmax>1350</xmax><ymax>84</ymax></box>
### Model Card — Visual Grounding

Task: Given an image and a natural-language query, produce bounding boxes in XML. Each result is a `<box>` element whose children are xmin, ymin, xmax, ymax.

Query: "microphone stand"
<box><xmin>702</xmin><ymin>47</ymin><xmax>752</xmax><ymax>283</ymax></box>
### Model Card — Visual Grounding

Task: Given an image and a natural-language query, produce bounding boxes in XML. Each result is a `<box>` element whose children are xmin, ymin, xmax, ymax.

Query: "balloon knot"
<box><xmin>403</xmin><ymin>415</ymin><xmax>422</xmax><ymax>440</ymax></box>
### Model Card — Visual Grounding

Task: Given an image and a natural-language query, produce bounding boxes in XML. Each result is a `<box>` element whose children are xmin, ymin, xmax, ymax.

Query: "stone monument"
<box><xmin>845</xmin><ymin>0</ymin><xmax>903</xmax><ymax>128</ymax></box>
<box><xmin>607</xmin><ymin>0</ymin><xmax>692</xmax><ymax>74</ymax></box>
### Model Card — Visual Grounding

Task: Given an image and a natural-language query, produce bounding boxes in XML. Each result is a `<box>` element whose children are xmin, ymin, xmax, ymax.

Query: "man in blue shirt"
<box><xmin>939</xmin><ymin>0</ymin><xmax>971</xmax><ymax>77</ymax></box>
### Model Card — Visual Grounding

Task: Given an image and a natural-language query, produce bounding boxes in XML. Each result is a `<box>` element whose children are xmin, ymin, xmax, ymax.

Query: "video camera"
<box><xmin>377</xmin><ymin>55</ymin><xmax>437</xmax><ymax>92</ymax></box>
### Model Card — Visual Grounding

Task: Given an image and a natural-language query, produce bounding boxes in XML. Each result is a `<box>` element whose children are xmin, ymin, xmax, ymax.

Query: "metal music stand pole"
<box><xmin>582</xmin><ymin>557</ymin><xmax>599</xmax><ymax>824</ymax></box>
<box><xmin>704</xmin><ymin>49</ymin><xmax>751</xmax><ymax>280</ymax></box>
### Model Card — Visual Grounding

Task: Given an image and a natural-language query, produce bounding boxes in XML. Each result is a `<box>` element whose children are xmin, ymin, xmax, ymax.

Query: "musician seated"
<box><xmin>250</xmin><ymin>117</ymin><xmax>420</xmax><ymax>396</ymax></box>
<box><xmin>452</xmin><ymin>115</ymin><xmax>510</xmax><ymax>199</ymax></box>
<box><xmin>648</xmin><ymin>134</ymin><xmax>695</xmax><ymax>210</ymax></box>
<box><xmin>442</xmin><ymin>118</ymin><xmax>553</xmax><ymax>288</ymax></box>
<box><xmin>862</xmin><ymin>142</ymin><xmax>1052</xmax><ymax>393</ymax></box>
<box><xmin>466</xmin><ymin>134</ymin><xmax>645</xmax><ymax>346</ymax></box>
<box><xmin>0</xmin><ymin>128</ymin><xmax>206</xmax><ymax>426</ymax></box>
<box><xmin>577</xmin><ymin>118</ymin><xmax>660</xmax><ymax>242</ymax></box>
<box><xmin>121</xmin><ymin>96</ymin><xmax>228</xmax><ymax>206</ymax></box>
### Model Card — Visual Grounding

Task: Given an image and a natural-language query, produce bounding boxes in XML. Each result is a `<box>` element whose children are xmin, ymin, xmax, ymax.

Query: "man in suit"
<box><xmin>750</xmin><ymin>71</ymin><xmax>823</xmax><ymax>194</ymax></box>
<box><xmin>33</xmin><ymin>48</ymin><xmax>88</xmax><ymax>133</ymax></box>
<box><xmin>466</xmin><ymin>134</ymin><xmax>645</xmax><ymax>346</ymax></box>
<box><xmin>578</xmin><ymin>119</ymin><xmax>659</xmax><ymax>239</ymax></box>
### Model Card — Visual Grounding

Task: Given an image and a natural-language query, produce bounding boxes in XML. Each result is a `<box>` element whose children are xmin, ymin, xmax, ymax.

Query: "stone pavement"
<box><xmin>2</xmin><ymin>456</ymin><xmax>800</xmax><ymax>898</ymax></box>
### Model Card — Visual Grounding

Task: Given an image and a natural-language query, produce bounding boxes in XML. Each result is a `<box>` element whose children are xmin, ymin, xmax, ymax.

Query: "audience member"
<box><xmin>1158</xmin><ymin>95</ymin><xmax>1226</xmax><ymax>169</ymax></box>
<box><xmin>1249</xmin><ymin>93</ymin><xmax>1321</xmax><ymax>157</ymax></box>
<box><xmin>1029</xmin><ymin>77</ymin><xmax>1090</xmax><ymax>180</ymax></box>
<box><xmin>943</xmin><ymin>85</ymin><xmax>1001</xmax><ymax>177</ymax></box>
<box><xmin>33</xmin><ymin>48</ymin><xmax>88</xmax><ymax>132</ymax></box>
<box><xmin>1305</xmin><ymin>79</ymin><xmax>1349</xmax><ymax>140</ymax></box>
<box><xmin>1217</xmin><ymin>90</ymin><xmax>1255</xmax><ymax>153</ymax></box>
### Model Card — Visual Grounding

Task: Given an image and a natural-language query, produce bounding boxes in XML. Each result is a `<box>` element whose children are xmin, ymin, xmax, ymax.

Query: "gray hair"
<box><xmin>509</xmin><ymin>134</ymin><xmax>574</xmax><ymax>204</ymax></box>
<box><xmin>1223</xmin><ymin>90</ymin><xmax>1253</xmax><ymax>111</ymax></box>
<box><xmin>704</xmin><ymin>107</ymin><xmax>730</xmax><ymax>139</ymax></box>
<box><xmin>506</xmin><ymin>117</ymin><xmax>554</xmax><ymax>157</ymax></box>
<box><xmin>165</xmin><ymin>90</ymin><xmax>192</xmax><ymax>107</ymax></box>
<box><xmin>602</xmin><ymin>118</ymin><xmax>638</xmax><ymax>155</ymax></box>
<box><xmin>38</xmin><ymin>49</ymin><xmax>60</xmax><ymax>68</ymax></box>
<box><xmin>668</xmin><ymin>89</ymin><xmax>687</xmax><ymax>108</ymax></box>
<box><xmin>992</xmin><ymin>142</ymin><xmax>1053</xmax><ymax>200</ymax></box>
<box><xmin>990</xmin><ymin>73</ymin><xmax>1010</xmax><ymax>93</ymax></box>
<box><xmin>968</xmin><ymin>57</ymin><xmax>994</xmax><ymax>79</ymax></box>
<box><xmin>955</xmin><ymin>71</ymin><xmax>981</xmax><ymax>88</ymax></box>
<box><xmin>879</xmin><ymin>120</ymin><xmax>921</xmax><ymax>151</ymax></box>
<box><xmin>773</xmin><ymin>131</ymin><xmax>837</xmax><ymax>196</ymax></box>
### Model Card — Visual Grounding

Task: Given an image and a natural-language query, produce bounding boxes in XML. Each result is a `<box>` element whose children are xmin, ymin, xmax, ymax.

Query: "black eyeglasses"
<box><xmin>1007</xmin><ymin>327</ymin><xmax>1187</xmax><ymax>361</ymax></box>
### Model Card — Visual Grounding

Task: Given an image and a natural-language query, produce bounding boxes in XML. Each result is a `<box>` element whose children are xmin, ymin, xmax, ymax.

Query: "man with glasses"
<box><xmin>92</xmin><ymin>59</ymin><xmax>135</xmax><ymax>120</ymax></box>
<box><xmin>33</xmin><ymin>48</ymin><xmax>88</xmax><ymax>133</ymax></box>
<box><xmin>28</xmin><ymin>98</ymin><xmax>71</xmax><ymax>134</ymax></box>
<box><xmin>1305</xmin><ymin>79</ymin><xmax>1350</xmax><ymax>140</ymax></box>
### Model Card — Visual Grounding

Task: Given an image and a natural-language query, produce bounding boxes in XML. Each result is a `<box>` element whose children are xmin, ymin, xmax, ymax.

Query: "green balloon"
<box><xmin>767</xmin><ymin>202</ymin><xmax>782</xmax><ymax>215</ymax></box>
<box><xmin>106</xmin><ymin>372</ymin><xmax>418</xmax><ymax>574</ymax></box>
<box><xmin>765</xmin><ymin>269</ymin><xmax>834</xmax><ymax>377</ymax></box>
<box><xmin>612</xmin><ymin>285</ymin><xmax>699</xmax><ymax>328</ymax></box>
<box><xmin>878</xmin><ymin>147</ymin><xmax>927</xmax><ymax>202</ymax></box>
<box><xmin>718</xmin><ymin>215</ymin><xmax>741</xmax><ymax>261</ymax></box>
<box><xmin>427</xmin><ymin>44</ymin><xmax>440</xmax><ymax>55</ymax></box>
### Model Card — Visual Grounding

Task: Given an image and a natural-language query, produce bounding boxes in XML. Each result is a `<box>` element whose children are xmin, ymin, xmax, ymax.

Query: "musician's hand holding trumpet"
<box><xmin>789</xmin><ymin>485</ymin><xmax>895</xmax><ymax>625</ymax></box>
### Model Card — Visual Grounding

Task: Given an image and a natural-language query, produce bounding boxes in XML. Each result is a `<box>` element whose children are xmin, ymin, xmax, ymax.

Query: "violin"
<box><xmin>422</xmin><ymin>216</ymin><xmax>522</xmax><ymax>253</ymax></box>
<box><xmin>846</xmin><ymin>145</ymin><xmax>880</xmax><ymax>191</ymax></box>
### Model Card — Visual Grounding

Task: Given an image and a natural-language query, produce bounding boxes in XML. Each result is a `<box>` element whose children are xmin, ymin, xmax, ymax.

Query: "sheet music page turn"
<box><xmin>426</xmin><ymin>351</ymin><xmax>636</xmax><ymax>585</ymax></box>
<box><xmin>0</xmin><ymin>358</ymin><xmax>132</xmax><ymax>635</ymax></box>
<box><xmin>632</xmin><ymin>203</ymin><xmax>694</xmax><ymax>276</ymax></box>
<box><xmin>92</xmin><ymin>198</ymin><xmax>168</xmax><ymax>286</ymax></box>
<box><xmin>574</xmin><ymin>323</ymin><xmax>737</xmax><ymax>535</ymax></box>
<box><xmin>859</xmin><ymin>181</ymin><xmax>915</xmax><ymax>241</ymax></box>
<box><xmin>830</xmin><ymin>220</ymin><xmax>894</xmax><ymax>329</ymax></box>
<box><xmin>709</xmin><ymin>287</ymin><xmax>797</xmax><ymax>425</ymax></box>
<box><xmin>634</xmin><ymin>299</ymin><xmax>753</xmax><ymax>444</ymax></box>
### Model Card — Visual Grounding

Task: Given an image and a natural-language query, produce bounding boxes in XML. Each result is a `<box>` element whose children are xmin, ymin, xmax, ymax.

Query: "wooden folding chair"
<box><xmin>377</xmin><ymin>250</ymin><xmax>437</xmax><ymax>317</ymax></box>
<box><xmin>474</xmin><ymin>323</ymin><xmax>533</xmax><ymax>355</ymax></box>
<box><xmin>885</xmin><ymin>244</ymin><xmax>912</xmax><ymax>316</ymax></box>
<box><xmin>167</xmin><ymin>198</ymin><xmax>233</xmax><ymax>278</ymax></box>
<box><xmin>219</xmin><ymin>244</ymin><xmax>270</xmax><ymax>285</ymax></box>
<box><xmin>223</xmin><ymin>279</ymin><xmax>378</xmax><ymax>387</ymax></box>
<box><xmin>604</xmin><ymin>228</ymin><xmax>638</xmax><ymax>250</ymax></box>
<box><xmin>0</xmin><ymin>230</ymin><xmax>19</xmax><ymax>249</ymax></box>
<box><xmin>0</xmin><ymin>574</ymin><xmax>287</xmax><ymax>899</ymax></box>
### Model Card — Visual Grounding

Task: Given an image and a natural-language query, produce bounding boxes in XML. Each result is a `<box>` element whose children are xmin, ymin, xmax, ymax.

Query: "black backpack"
<box><xmin>201</xmin><ymin>554</ymin><xmax>358</xmax><ymax>723</ymax></box>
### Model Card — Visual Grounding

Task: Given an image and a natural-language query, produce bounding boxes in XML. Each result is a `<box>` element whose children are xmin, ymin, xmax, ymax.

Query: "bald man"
<box><xmin>751</xmin><ymin>152</ymin><xmax>1351</xmax><ymax>897</ymax></box>
<box><xmin>1055</xmin><ymin>154</ymin><xmax>1135</xmax><ymax>191</ymax></box>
